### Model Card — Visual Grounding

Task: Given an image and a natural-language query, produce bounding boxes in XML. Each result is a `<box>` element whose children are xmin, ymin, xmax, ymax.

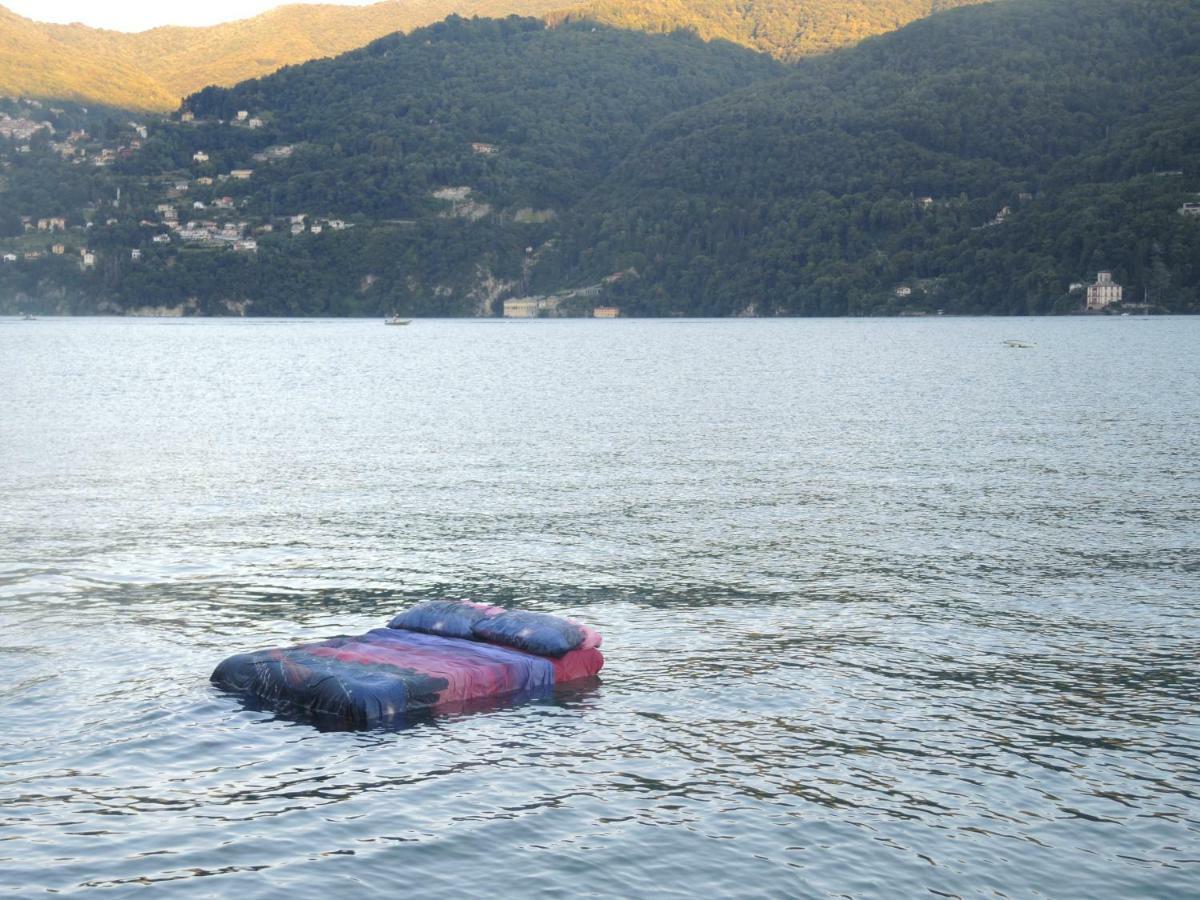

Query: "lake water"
<box><xmin>1</xmin><ymin>316</ymin><xmax>1198</xmax><ymax>898</ymax></box>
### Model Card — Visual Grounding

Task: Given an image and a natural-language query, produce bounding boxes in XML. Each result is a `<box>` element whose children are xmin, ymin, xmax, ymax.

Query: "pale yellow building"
<box><xmin>503</xmin><ymin>297</ymin><xmax>559</xmax><ymax>318</ymax></box>
<box><xmin>592</xmin><ymin>306</ymin><xmax>620</xmax><ymax>318</ymax></box>
<box><xmin>1087</xmin><ymin>271</ymin><xmax>1122</xmax><ymax>310</ymax></box>
<box><xmin>504</xmin><ymin>298</ymin><xmax>542</xmax><ymax>318</ymax></box>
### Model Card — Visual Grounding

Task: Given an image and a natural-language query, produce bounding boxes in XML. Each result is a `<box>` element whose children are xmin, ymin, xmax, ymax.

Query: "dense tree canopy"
<box><xmin>536</xmin><ymin>0</ymin><xmax>1200</xmax><ymax>314</ymax></box>
<box><xmin>3</xmin><ymin>1</ymin><xmax>1199</xmax><ymax>316</ymax></box>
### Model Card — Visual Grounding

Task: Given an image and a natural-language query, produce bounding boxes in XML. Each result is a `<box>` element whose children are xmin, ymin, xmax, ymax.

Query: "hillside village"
<box><xmin>6</xmin><ymin>90</ymin><xmax>1194</xmax><ymax>318</ymax></box>
<box><xmin>0</xmin><ymin>101</ymin><xmax>458</xmax><ymax>246</ymax></box>
<box><xmin>0</xmin><ymin>92</ymin><xmax>645</xmax><ymax>316</ymax></box>
<box><xmin>2</xmin><ymin>2</ymin><xmax>1200</xmax><ymax>318</ymax></box>
<box><xmin>1</xmin><ymin>101</ymin><xmax>363</xmax><ymax>275</ymax></box>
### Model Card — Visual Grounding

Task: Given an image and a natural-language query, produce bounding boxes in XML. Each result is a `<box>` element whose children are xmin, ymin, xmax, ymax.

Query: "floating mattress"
<box><xmin>211</xmin><ymin>602</ymin><xmax>604</xmax><ymax>728</ymax></box>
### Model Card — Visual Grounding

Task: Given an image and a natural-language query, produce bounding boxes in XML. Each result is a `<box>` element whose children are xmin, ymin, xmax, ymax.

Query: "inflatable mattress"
<box><xmin>211</xmin><ymin>601</ymin><xmax>604</xmax><ymax>727</ymax></box>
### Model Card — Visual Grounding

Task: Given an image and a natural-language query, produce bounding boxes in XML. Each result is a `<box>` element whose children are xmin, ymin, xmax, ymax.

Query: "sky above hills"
<box><xmin>4</xmin><ymin>0</ymin><xmax>369</xmax><ymax>31</ymax></box>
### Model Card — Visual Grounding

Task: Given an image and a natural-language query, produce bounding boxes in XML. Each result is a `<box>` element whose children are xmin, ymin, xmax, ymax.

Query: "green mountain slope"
<box><xmin>1</xmin><ymin>0</ymin><xmax>992</xmax><ymax>111</ymax></box>
<box><xmin>173</xmin><ymin>17</ymin><xmax>782</xmax><ymax>215</ymax></box>
<box><xmin>536</xmin><ymin>0</ymin><xmax>1200</xmax><ymax>314</ymax></box>
<box><xmin>0</xmin><ymin>6</ymin><xmax>177</xmax><ymax>109</ymax></box>
<box><xmin>0</xmin><ymin>19</ymin><xmax>782</xmax><ymax>315</ymax></box>
<box><xmin>40</xmin><ymin>0</ymin><xmax>570</xmax><ymax>104</ymax></box>
<box><xmin>548</xmin><ymin>0</ymin><xmax>991</xmax><ymax>60</ymax></box>
<box><xmin>4</xmin><ymin>1</ymin><xmax>1198</xmax><ymax>317</ymax></box>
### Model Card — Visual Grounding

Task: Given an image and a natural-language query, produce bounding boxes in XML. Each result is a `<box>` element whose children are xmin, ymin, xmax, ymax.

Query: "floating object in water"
<box><xmin>1002</xmin><ymin>339</ymin><xmax>1034</xmax><ymax>348</ymax></box>
<box><xmin>211</xmin><ymin>602</ymin><xmax>604</xmax><ymax>728</ymax></box>
<box><xmin>385</xmin><ymin>316</ymin><xmax>411</xmax><ymax>325</ymax></box>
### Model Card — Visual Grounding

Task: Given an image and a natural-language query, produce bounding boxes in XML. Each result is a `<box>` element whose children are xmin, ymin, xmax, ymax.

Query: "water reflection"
<box><xmin>221</xmin><ymin>676</ymin><xmax>604</xmax><ymax>733</ymax></box>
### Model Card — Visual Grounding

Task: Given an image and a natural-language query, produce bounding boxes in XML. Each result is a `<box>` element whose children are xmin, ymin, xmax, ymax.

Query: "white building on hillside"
<box><xmin>1087</xmin><ymin>271</ymin><xmax>1123</xmax><ymax>310</ymax></box>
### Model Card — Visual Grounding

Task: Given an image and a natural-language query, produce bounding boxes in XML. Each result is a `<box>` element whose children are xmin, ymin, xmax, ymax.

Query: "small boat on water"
<box><xmin>1002</xmin><ymin>339</ymin><xmax>1033</xmax><ymax>348</ymax></box>
<box><xmin>385</xmin><ymin>316</ymin><xmax>411</xmax><ymax>326</ymax></box>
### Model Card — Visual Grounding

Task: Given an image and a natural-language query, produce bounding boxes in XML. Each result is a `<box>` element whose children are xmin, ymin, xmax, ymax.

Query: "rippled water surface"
<box><xmin>1</xmin><ymin>316</ymin><xmax>1198</xmax><ymax>898</ymax></box>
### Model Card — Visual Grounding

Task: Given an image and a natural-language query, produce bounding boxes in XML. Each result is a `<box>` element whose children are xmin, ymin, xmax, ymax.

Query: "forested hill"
<box><xmin>171</xmin><ymin>17</ymin><xmax>783</xmax><ymax>217</ymax></box>
<box><xmin>0</xmin><ymin>0</ymin><xmax>992</xmax><ymax>111</ymax></box>
<box><xmin>535</xmin><ymin>0</ymin><xmax>1200</xmax><ymax>315</ymax></box>
<box><xmin>547</xmin><ymin>0</ymin><xmax>992</xmax><ymax>61</ymax></box>
<box><xmin>3</xmin><ymin>1</ymin><xmax>1199</xmax><ymax>317</ymax></box>
<box><xmin>0</xmin><ymin>5</ymin><xmax>178</xmax><ymax>110</ymax></box>
<box><xmin>0</xmin><ymin>19</ymin><xmax>783</xmax><ymax>316</ymax></box>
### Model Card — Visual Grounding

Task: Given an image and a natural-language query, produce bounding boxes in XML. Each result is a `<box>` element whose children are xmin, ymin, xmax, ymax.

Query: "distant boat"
<box><xmin>385</xmin><ymin>316</ymin><xmax>411</xmax><ymax>326</ymax></box>
<box><xmin>22</xmin><ymin>313</ymin><xmax>36</xmax><ymax>320</ymax></box>
<box><xmin>1002</xmin><ymin>339</ymin><xmax>1033</xmax><ymax>348</ymax></box>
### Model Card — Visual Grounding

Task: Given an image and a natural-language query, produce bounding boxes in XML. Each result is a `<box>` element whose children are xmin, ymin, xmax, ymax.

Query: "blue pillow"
<box><xmin>472</xmin><ymin>610</ymin><xmax>584</xmax><ymax>658</ymax></box>
<box><xmin>388</xmin><ymin>601</ymin><xmax>489</xmax><ymax>639</ymax></box>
